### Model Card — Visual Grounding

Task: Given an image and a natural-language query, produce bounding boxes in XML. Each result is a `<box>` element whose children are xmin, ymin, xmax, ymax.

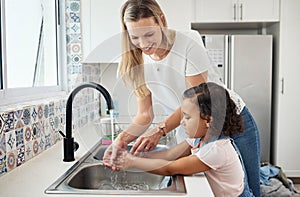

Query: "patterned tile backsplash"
<box><xmin>0</xmin><ymin>0</ymin><xmax>102</xmax><ymax>177</ymax></box>
<box><xmin>0</xmin><ymin>101</ymin><xmax>65</xmax><ymax>173</ymax></box>
<box><xmin>0</xmin><ymin>95</ymin><xmax>101</xmax><ymax>176</ymax></box>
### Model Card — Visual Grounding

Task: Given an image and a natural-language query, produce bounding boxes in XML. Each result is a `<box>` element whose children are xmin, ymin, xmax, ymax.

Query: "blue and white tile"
<box><xmin>0</xmin><ymin>132</ymin><xmax>6</xmax><ymax>176</ymax></box>
<box><xmin>15</xmin><ymin>128</ymin><xmax>24</xmax><ymax>149</ymax></box>
<box><xmin>22</xmin><ymin>107</ymin><xmax>31</xmax><ymax>126</ymax></box>
<box><xmin>1</xmin><ymin>111</ymin><xmax>15</xmax><ymax>133</ymax></box>
<box><xmin>14</xmin><ymin>109</ymin><xmax>24</xmax><ymax>129</ymax></box>
<box><xmin>5</xmin><ymin>130</ymin><xmax>16</xmax><ymax>152</ymax></box>
<box><xmin>16</xmin><ymin>145</ymin><xmax>25</xmax><ymax>167</ymax></box>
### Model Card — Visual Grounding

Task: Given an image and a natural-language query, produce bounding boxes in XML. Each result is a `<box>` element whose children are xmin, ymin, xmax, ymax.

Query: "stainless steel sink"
<box><xmin>68</xmin><ymin>163</ymin><xmax>166</xmax><ymax>190</ymax></box>
<box><xmin>45</xmin><ymin>136</ymin><xmax>186</xmax><ymax>195</ymax></box>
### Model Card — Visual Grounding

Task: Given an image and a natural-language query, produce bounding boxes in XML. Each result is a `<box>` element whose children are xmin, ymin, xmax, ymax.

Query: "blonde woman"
<box><xmin>104</xmin><ymin>1</ymin><xmax>260</xmax><ymax>196</ymax></box>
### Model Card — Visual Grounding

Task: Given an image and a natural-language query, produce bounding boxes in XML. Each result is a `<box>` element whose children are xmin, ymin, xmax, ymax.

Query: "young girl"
<box><xmin>104</xmin><ymin>82</ymin><xmax>254</xmax><ymax>197</ymax></box>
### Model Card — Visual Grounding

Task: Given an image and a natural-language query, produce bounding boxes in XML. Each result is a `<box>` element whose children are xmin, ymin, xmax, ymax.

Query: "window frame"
<box><xmin>0</xmin><ymin>0</ymin><xmax>67</xmax><ymax>106</ymax></box>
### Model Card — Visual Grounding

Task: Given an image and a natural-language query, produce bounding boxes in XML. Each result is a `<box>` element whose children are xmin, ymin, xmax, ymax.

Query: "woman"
<box><xmin>104</xmin><ymin>82</ymin><xmax>254</xmax><ymax>197</ymax></box>
<box><xmin>105</xmin><ymin>0</ymin><xmax>261</xmax><ymax>196</ymax></box>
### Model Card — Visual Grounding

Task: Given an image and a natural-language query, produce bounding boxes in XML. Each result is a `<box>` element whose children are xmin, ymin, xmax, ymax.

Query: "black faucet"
<box><xmin>62</xmin><ymin>82</ymin><xmax>114</xmax><ymax>162</ymax></box>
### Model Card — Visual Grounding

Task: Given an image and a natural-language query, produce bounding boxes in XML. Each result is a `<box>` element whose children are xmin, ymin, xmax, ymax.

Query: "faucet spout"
<box><xmin>63</xmin><ymin>82</ymin><xmax>114</xmax><ymax>162</ymax></box>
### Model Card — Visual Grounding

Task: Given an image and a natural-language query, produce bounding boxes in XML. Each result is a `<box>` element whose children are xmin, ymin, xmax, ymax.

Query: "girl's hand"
<box><xmin>113</xmin><ymin>149</ymin><xmax>135</xmax><ymax>170</ymax></box>
<box><xmin>103</xmin><ymin>139</ymin><xmax>127</xmax><ymax>171</ymax></box>
<box><xmin>130</xmin><ymin>126</ymin><xmax>164</xmax><ymax>154</ymax></box>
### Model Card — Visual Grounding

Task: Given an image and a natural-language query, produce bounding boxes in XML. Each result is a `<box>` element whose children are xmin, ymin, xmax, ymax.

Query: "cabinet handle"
<box><xmin>240</xmin><ymin>3</ymin><xmax>243</xmax><ymax>20</ymax></box>
<box><xmin>281</xmin><ymin>78</ymin><xmax>284</xmax><ymax>94</ymax></box>
<box><xmin>233</xmin><ymin>3</ymin><xmax>237</xmax><ymax>20</ymax></box>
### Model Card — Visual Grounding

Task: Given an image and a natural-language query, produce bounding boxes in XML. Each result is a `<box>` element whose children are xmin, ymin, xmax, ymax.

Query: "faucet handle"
<box><xmin>59</xmin><ymin>130</ymin><xmax>79</xmax><ymax>152</ymax></box>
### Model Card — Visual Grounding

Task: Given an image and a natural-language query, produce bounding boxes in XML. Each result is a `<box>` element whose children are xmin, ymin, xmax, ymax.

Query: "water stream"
<box><xmin>109</xmin><ymin>109</ymin><xmax>115</xmax><ymax>144</ymax></box>
<box><xmin>109</xmin><ymin>109</ymin><xmax>115</xmax><ymax>165</ymax></box>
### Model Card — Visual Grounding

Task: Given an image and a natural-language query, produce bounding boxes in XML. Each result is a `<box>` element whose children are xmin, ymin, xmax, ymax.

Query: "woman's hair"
<box><xmin>118</xmin><ymin>0</ymin><xmax>170</xmax><ymax>95</ymax></box>
<box><xmin>183</xmin><ymin>82</ymin><xmax>243</xmax><ymax>137</ymax></box>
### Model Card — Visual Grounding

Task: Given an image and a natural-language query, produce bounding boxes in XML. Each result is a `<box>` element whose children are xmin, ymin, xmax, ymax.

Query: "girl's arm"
<box><xmin>116</xmin><ymin>151</ymin><xmax>210</xmax><ymax>176</ymax></box>
<box><xmin>141</xmin><ymin>155</ymin><xmax>210</xmax><ymax>176</ymax></box>
<box><xmin>143</xmin><ymin>141</ymin><xmax>191</xmax><ymax>160</ymax></box>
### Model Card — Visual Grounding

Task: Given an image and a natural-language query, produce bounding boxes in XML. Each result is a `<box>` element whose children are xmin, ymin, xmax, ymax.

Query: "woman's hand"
<box><xmin>129</xmin><ymin>126</ymin><xmax>164</xmax><ymax>154</ymax></box>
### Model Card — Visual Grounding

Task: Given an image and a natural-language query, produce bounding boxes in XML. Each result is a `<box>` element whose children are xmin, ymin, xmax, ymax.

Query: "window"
<box><xmin>0</xmin><ymin>0</ymin><xmax>65</xmax><ymax>105</ymax></box>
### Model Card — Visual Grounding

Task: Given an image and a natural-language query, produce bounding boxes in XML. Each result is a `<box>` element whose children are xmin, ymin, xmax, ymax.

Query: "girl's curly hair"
<box><xmin>183</xmin><ymin>82</ymin><xmax>243</xmax><ymax>137</ymax></box>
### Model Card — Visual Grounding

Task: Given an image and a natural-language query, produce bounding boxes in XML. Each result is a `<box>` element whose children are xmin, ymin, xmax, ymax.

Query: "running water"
<box><xmin>109</xmin><ymin>109</ymin><xmax>115</xmax><ymax>165</ymax></box>
<box><xmin>109</xmin><ymin>109</ymin><xmax>115</xmax><ymax>144</ymax></box>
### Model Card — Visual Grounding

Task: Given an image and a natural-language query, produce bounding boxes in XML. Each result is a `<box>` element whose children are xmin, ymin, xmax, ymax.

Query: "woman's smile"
<box><xmin>142</xmin><ymin>43</ymin><xmax>155</xmax><ymax>54</ymax></box>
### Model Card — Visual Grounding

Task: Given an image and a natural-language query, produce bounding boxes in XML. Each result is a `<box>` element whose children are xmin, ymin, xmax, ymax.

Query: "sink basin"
<box><xmin>68</xmin><ymin>163</ymin><xmax>166</xmax><ymax>190</ymax></box>
<box><xmin>45</xmin><ymin>137</ymin><xmax>186</xmax><ymax>195</ymax></box>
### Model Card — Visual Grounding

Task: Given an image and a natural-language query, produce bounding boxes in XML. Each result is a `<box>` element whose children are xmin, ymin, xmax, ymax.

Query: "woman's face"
<box><xmin>125</xmin><ymin>17</ymin><xmax>163</xmax><ymax>55</ymax></box>
<box><xmin>180</xmin><ymin>98</ymin><xmax>208</xmax><ymax>138</ymax></box>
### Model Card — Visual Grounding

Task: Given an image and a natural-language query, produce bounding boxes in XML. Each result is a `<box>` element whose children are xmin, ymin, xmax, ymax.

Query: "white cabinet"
<box><xmin>195</xmin><ymin>0</ymin><xmax>279</xmax><ymax>22</ymax></box>
<box><xmin>157</xmin><ymin>0</ymin><xmax>195</xmax><ymax>30</ymax></box>
<box><xmin>81</xmin><ymin>0</ymin><xmax>124</xmax><ymax>61</ymax></box>
<box><xmin>273</xmin><ymin>0</ymin><xmax>300</xmax><ymax>177</ymax></box>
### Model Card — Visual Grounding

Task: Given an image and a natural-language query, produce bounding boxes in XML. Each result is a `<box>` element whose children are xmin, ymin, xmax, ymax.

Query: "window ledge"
<box><xmin>0</xmin><ymin>90</ymin><xmax>67</xmax><ymax>110</ymax></box>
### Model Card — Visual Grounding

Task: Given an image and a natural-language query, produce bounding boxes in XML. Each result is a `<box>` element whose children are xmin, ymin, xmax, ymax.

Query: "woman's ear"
<box><xmin>160</xmin><ymin>14</ymin><xmax>166</xmax><ymax>25</ymax></box>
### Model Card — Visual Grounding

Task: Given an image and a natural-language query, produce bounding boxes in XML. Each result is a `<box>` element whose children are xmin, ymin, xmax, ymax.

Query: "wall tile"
<box><xmin>6</xmin><ymin>150</ymin><xmax>17</xmax><ymax>172</ymax></box>
<box><xmin>0</xmin><ymin>133</ymin><xmax>7</xmax><ymax>176</ymax></box>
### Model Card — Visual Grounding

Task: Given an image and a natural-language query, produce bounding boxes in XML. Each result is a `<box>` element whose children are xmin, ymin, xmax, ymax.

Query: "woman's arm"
<box><xmin>116</xmin><ymin>93</ymin><xmax>154</xmax><ymax>144</ymax></box>
<box><xmin>104</xmin><ymin>93</ymin><xmax>154</xmax><ymax>168</ymax></box>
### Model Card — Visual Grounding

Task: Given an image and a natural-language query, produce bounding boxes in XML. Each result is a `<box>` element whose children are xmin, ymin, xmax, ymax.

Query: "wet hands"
<box><xmin>103</xmin><ymin>145</ymin><xmax>135</xmax><ymax>170</ymax></box>
<box><xmin>103</xmin><ymin>139</ymin><xmax>127</xmax><ymax>171</ymax></box>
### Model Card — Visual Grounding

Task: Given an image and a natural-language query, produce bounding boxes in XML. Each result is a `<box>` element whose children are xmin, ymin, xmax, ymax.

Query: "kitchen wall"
<box><xmin>0</xmin><ymin>0</ymin><xmax>101</xmax><ymax>177</ymax></box>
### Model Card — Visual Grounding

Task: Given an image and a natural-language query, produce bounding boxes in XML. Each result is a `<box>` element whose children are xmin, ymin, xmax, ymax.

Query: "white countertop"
<box><xmin>0</xmin><ymin>124</ymin><xmax>213</xmax><ymax>197</ymax></box>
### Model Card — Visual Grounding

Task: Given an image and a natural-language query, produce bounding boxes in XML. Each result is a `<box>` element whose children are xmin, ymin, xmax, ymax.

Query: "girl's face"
<box><xmin>180</xmin><ymin>98</ymin><xmax>208</xmax><ymax>138</ymax></box>
<box><xmin>125</xmin><ymin>17</ymin><xmax>163</xmax><ymax>55</ymax></box>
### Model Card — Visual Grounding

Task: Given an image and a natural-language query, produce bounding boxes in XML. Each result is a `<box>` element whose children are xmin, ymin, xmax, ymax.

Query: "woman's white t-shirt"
<box><xmin>143</xmin><ymin>30</ymin><xmax>245</xmax><ymax>115</ymax></box>
<box><xmin>186</xmin><ymin>138</ymin><xmax>245</xmax><ymax>197</ymax></box>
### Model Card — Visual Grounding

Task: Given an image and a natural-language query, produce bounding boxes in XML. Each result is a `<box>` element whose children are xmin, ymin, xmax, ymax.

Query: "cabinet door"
<box><xmin>274</xmin><ymin>0</ymin><xmax>300</xmax><ymax>177</ymax></box>
<box><xmin>81</xmin><ymin>0</ymin><xmax>123</xmax><ymax>61</ymax></box>
<box><xmin>157</xmin><ymin>0</ymin><xmax>195</xmax><ymax>30</ymax></box>
<box><xmin>195</xmin><ymin>0</ymin><xmax>237</xmax><ymax>22</ymax></box>
<box><xmin>240</xmin><ymin>0</ymin><xmax>279</xmax><ymax>22</ymax></box>
<box><xmin>195</xmin><ymin>0</ymin><xmax>279</xmax><ymax>22</ymax></box>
